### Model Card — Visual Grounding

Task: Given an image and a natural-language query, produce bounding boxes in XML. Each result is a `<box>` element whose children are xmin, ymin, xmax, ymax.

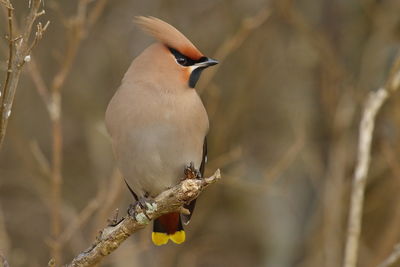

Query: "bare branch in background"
<box><xmin>0</xmin><ymin>0</ymin><xmax>12</xmax><ymax>9</ymax></box>
<box><xmin>263</xmin><ymin>130</ymin><xmax>305</xmax><ymax>184</ymax></box>
<box><xmin>386</xmin><ymin>57</ymin><xmax>400</xmax><ymax>93</ymax></box>
<box><xmin>343</xmin><ymin>55</ymin><xmax>400</xmax><ymax>267</ymax></box>
<box><xmin>367</xmin><ymin>144</ymin><xmax>400</xmax><ymax>267</ymax></box>
<box><xmin>0</xmin><ymin>253</ymin><xmax>9</xmax><ymax>267</ymax></box>
<box><xmin>58</xmin><ymin>198</ymin><xmax>101</xmax><ymax>245</ymax></box>
<box><xmin>197</xmin><ymin>8</ymin><xmax>271</xmax><ymax>93</ymax></box>
<box><xmin>93</xmin><ymin>168</ymin><xmax>125</xmax><ymax>237</ymax></box>
<box><xmin>0</xmin><ymin>206</ymin><xmax>10</xmax><ymax>260</ymax></box>
<box><xmin>378</xmin><ymin>243</ymin><xmax>400</xmax><ymax>267</ymax></box>
<box><xmin>66</xmin><ymin>170</ymin><xmax>221</xmax><ymax>267</ymax></box>
<box><xmin>0</xmin><ymin>0</ymin><xmax>49</xmax><ymax>148</ymax></box>
<box><xmin>15</xmin><ymin>0</ymin><xmax>109</xmax><ymax>263</ymax></box>
<box><xmin>275</xmin><ymin>0</ymin><xmax>348</xmax><ymax>81</ymax></box>
<box><xmin>2</xmin><ymin>1</ymin><xmax>399</xmax><ymax>266</ymax></box>
<box><xmin>274</xmin><ymin>2</ymin><xmax>361</xmax><ymax>267</ymax></box>
<box><xmin>343</xmin><ymin>88</ymin><xmax>388</xmax><ymax>267</ymax></box>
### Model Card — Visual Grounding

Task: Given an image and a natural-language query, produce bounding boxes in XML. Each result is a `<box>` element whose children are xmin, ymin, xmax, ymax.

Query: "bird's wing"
<box><xmin>199</xmin><ymin>137</ymin><xmax>207</xmax><ymax>177</ymax></box>
<box><xmin>182</xmin><ymin>137</ymin><xmax>207</xmax><ymax>225</ymax></box>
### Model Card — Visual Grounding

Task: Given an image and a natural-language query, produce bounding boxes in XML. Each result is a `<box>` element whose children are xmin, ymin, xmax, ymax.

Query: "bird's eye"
<box><xmin>176</xmin><ymin>57</ymin><xmax>187</xmax><ymax>66</ymax></box>
<box><xmin>169</xmin><ymin>47</ymin><xmax>194</xmax><ymax>66</ymax></box>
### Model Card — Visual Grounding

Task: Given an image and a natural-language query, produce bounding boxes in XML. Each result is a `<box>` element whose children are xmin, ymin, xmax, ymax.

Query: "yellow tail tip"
<box><xmin>151</xmin><ymin>231</ymin><xmax>186</xmax><ymax>246</ymax></box>
<box><xmin>169</xmin><ymin>230</ymin><xmax>186</xmax><ymax>244</ymax></box>
<box><xmin>152</xmin><ymin>232</ymin><xmax>169</xmax><ymax>246</ymax></box>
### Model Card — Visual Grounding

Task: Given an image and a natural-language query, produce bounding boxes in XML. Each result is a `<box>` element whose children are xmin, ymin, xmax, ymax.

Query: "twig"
<box><xmin>0</xmin><ymin>206</ymin><xmax>10</xmax><ymax>259</ymax></box>
<box><xmin>276</xmin><ymin>0</ymin><xmax>347</xmax><ymax>81</ymax></box>
<box><xmin>49</xmin><ymin>94</ymin><xmax>62</xmax><ymax>265</ymax></box>
<box><xmin>197</xmin><ymin>8</ymin><xmax>271</xmax><ymax>93</ymax></box>
<box><xmin>66</xmin><ymin>169</ymin><xmax>221</xmax><ymax>267</ymax></box>
<box><xmin>58</xmin><ymin>198</ymin><xmax>100</xmax><ymax>245</ymax></box>
<box><xmin>263</xmin><ymin>130</ymin><xmax>305</xmax><ymax>184</ymax></box>
<box><xmin>0</xmin><ymin>253</ymin><xmax>9</xmax><ymax>267</ymax></box>
<box><xmin>41</xmin><ymin>1</ymin><xmax>108</xmax><ymax>263</ymax></box>
<box><xmin>30</xmin><ymin>139</ymin><xmax>51</xmax><ymax>178</ymax></box>
<box><xmin>0</xmin><ymin>1</ymin><xmax>15</xmax><ymax>147</ymax></box>
<box><xmin>92</xmin><ymin>168</ymin><xmax>124</xmax><ymax>238</ymax></box>
<box><xmin>26</xmin><ymin>59</ymin><xmax>50</xmax><ymax>107</ymax></box>
<box><xmin>343</xmin><ymin>54</ymin><xmax>400</xmax><ymax>267</ymax></box>
<box><xmin>377</xmin><ymin>243</ymin><xmax>400</xmax><ymax>267</ymax></box>
<box><xmin>87</xmin><ymin>0</ymin><xmax>108</xmax><ymax>28</ymax></box>
<box><xmin>343</xmin><ymin>88</ymin><xmax>388</xmax><ymax>267</ymax></box>
<box><xmin>0</xmin><ymin>0</ymin><xmax>12</xmax><ymax>9</ymax></box>
<box><xmin>0</xmin><ymin>0</ymin><xmax>48</xmax><ymax>148</ymax></box>
<box><xmin>365</xmin><ymin>144</ymin><xmax>400</xmax><ymax>267</ymax></box>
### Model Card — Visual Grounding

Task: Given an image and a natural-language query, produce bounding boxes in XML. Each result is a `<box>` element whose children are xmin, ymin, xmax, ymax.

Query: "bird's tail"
<box><xmin>152</xmin><ymin>212</ymin><xmax>185</xmax><ymax>246</ymax></box>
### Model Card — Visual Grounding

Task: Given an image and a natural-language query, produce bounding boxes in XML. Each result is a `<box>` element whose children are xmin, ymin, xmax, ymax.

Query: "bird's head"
<box><xmin>134</xmin><ymin>16</ymin><xmax>218</xmax><ymax>89</ymax></box>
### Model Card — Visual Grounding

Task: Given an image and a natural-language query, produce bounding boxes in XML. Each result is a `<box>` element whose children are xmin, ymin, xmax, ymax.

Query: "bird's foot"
<box><xmin>128</xmin><ymin>196</ymin><xmax>158</xmax><ymax>224</ymax></box>
<box><xmin>184</xmin><ymin>162</ymin><xmax>201</xmax><ymax>180</ymax></box>
<box><xmin>139</xmin><ymin>196</ymin><xmax>158</xmax><ymax>214</ymax></box>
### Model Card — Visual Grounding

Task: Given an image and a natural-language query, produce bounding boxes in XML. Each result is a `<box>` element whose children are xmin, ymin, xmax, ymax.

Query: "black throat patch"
<box><xmin>168</xmin><ymin>47</ymin><xmax>208</xmax><ymax>88</ymax></box>
<box><xmin>189</xmin><ymin>67</ymin><xmax>206</xmax><ymax>88</ymax></box>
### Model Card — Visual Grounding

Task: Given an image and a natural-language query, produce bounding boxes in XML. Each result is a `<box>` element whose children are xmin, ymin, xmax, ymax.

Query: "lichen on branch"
<box><xmin>66</xmin><ymin>169</ymin><xmax>221</xmax><ymax>267</ymax></box>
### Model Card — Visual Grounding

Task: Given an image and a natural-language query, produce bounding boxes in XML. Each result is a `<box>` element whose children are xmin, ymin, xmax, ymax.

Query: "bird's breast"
<box><xmin>106</xmin><ymin>85</ymin><xmax>208</xmax><ymax>197</ymax></box>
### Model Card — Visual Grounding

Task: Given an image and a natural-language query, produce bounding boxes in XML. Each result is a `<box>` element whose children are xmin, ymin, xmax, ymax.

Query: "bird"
<box><xmin>105</xmin><ymin>16</ymin><xmax>218</xmax><ymax>246</ymax></box>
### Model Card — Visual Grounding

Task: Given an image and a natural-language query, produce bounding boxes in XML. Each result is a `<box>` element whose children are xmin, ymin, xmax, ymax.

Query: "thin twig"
<box><xmin>30</xmin><ymin>140</ymin><xmax>51</xmax><ymax>177</ymax></box>
<box><xmin>263</xmin><ymin>130</ymin><xmax>305</xmax><ymax>184</ymax></box>
<box><xmin>0</xmin><ymin>2</ymin><xmax>15</xmax><ymax>147</ymax></box>
<box><xmin>10</xmin><ymin>3</ymin><xmax>109</xmax><ymax>261</ymax></box>
<box><xmin>0</xmin><ymin>0</ymin><xmax>48</xmax><ymax>148</ymax></box>
<box><xmin>42</xmin><ymin>1</ymin><xmax>109</xmax><ymax>263</ymax></box>
<box><xmin>197</xmin><ymin>8</ymin><xmax>271</xmax><ymax>93</ymax></box>
<box><xmin>66</xmin><ymin>170</ymin><xmax>221</xmax><ymax>267</ymax></box>
<box><xmin>343</xmin><ymin>54</ymin><xmax>400</xmax><ymax>267</ymax></box>
<box><xmin>275</xmin><ymin>0</ymin><xmax>348</xmax><ymax>81</ymax></box>
<box><xmin>365</xmin><ymin>143</ymin><xmax>400</xmax><ymax>267</ymax></box>
<box><xmin>58</xmin><ymin>198</ymin><xmax>101</xmax><ymax>245</ymax></box>
<box><xmin>87</xmin><ymin>0</ymin><xmax>108</xmax><ymax>28</ymax></box>
<box><xmin>0</xmin><ymin>252</ymin><xmax>10</xmax><ymax>267</ymax></box>
<box><xmin>0</xmin><ymin>0</ymin><xmax>12</xmax><ymax>9</ymax></box>
<box><xmin>93</xmin><ymin>168</ymin><xmax>124</xmax><ymax>238</ymax></box>
<box><xmin>377</xmin><ymin>243</ymin><xmax>400</xmax><ymax>267</ymax></box>
<box><xmin>343</xmin><ymin>88</ymin><xmax>388</xmax><ymax>267</ymax></box>
<box><xmin>0</xmin><ymin>206</ymin><xmax>10</xmax><ymax>258</ymax></box>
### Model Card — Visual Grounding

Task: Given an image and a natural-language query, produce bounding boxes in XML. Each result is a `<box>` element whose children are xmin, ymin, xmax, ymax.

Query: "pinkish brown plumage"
<box><xmin>105</xmin><ymin>16</ymin><xmax>218</xmax><ymax>246</ymax></box>
<box><xmin>135</xmin><ymin>16</ymin><xmax>203</xmax><ymax>60</ymax></box>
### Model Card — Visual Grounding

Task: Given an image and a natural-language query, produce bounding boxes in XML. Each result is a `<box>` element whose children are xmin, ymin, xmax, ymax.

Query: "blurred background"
<box><xmin>1</xmin><ymin>0</ymin><xmax>400</xmax><ymax>266</ymax></box>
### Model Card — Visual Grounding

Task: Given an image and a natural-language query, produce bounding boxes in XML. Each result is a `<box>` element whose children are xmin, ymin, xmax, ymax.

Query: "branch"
<box><xmin>378</xmin><ymin>243</ymin><xmax>400</xmax><ymax>267</ymax></box>
<box><xmin>343</xmin><ymin>88</ymin><xmax>388</xmax><ymax>267</ymax></box>
<box><xmin>275</xmin><ymin>0</ymin><xmax>348</xmax><ymax>81</ymax></box>
<box><xmin>197</xmin><ymin>8</ymin><xmax>270</xmax><ymax>93</ymax></box>
<box><xmin>66</xmin><ymin>169</ymin><xmax>221</xmax><ymax>267</ymax></box>
<box><xmin>0</xmin><ymin>0</ymin><xmax>49</xmax><ymax>148</ymax></box>
<box><xmin>0</xmin><ymin>0</ymin><xmax>12</xmax><ymax>9</ymax></box>
<box><xmin>38</xmin><ymin>1</ymin><xmax>108</xmax><ymax>263</ymax></box>
<box><xmin>0</xmin><ymin>253</ymin><xmax>9</xmax><ymax>267</ymax></box>
<box><xmin>343</xmin><ymin>54</ymin><xmax>400</xmax><ymax>267</ymax></box>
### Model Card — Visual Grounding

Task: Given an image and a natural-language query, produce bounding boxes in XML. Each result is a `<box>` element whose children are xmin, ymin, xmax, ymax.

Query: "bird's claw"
<box><xmin>184</xmin><ymin>162</ymin><xmax>201</xmax><ymax>179</ymax></box>
<box><xmin>141</xmin><ymin>197</ymin><xmax>158</xmax><ymax>214</ymax></box>
<box><xmin>128</xmin><ymin>196</ymin><xmax>158</xmax><ymax>224</ymax></box>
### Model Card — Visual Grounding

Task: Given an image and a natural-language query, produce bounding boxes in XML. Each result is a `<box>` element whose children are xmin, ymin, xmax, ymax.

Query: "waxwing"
<box><xmin>105</xmin><ymin>16</ymin><xmax>218</xmax><ymax>245</ymax></box>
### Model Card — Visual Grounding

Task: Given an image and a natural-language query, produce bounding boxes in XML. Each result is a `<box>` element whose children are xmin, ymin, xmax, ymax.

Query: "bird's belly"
<box><xmin>118</xmin><ymin>123</ymin><xmax>203</xmax><ymax>197</ymax></box>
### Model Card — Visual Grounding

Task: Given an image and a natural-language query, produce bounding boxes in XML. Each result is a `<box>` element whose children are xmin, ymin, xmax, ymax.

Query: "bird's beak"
<box><xmin>195</xmin><ymin>58</ymin><xmax>219</xmax><ymax>68</ymax></box>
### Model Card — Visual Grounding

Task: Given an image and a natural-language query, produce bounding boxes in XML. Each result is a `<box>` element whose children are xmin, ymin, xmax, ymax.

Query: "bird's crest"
<box><xmin>135</xmin><ymin>16</ymin><xmax>203</xmax><ymax>60</ymax></box>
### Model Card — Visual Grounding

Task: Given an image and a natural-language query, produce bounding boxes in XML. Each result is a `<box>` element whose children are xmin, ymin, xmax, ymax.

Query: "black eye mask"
<box><xmin>168</xmin><ymin>47</ymin><xmax>208</xmax><ymax>88</ymax></box>
<box><xmin>169</xmin><ymin>47</ymin><xmax>207</xmax><ymax>66</ymax></box>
